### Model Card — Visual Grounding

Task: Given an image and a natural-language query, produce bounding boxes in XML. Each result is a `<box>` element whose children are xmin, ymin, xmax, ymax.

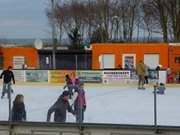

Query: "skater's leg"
<box><xmin>1</xmin><ymin>83</ymin><xmax>7</xmax><ymax>98</ymax></box>
<box><xmin>138</xmin><ymin>76</ymin><xmax>141</xmax><ymax>89</ymax></box>
<box><xmin>7</xmin><ymin>83</ymin><xmax>12</xmax><ymax>99</ymax></box>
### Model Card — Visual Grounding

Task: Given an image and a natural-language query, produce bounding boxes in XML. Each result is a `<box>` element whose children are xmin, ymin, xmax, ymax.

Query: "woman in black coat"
<box><xmin>12</xmin><ymin>94</ymin><xmax>26</xmax><ymax>121</ymax></box>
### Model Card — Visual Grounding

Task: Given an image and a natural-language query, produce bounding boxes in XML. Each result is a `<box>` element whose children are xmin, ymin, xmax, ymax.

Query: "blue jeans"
<box><xmin>75</xmin><ymin>108</ymin><xmax>84</xmax><ymax>123</ymax></box>
<box><xmin>1</xmin><ymin>82</ymin><xmax>13</xmax><ymax>98</ymax></box>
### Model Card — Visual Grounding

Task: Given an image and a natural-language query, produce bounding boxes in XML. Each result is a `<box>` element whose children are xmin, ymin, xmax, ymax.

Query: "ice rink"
<box><xmin>0</xmin><ymin>84</ymin><xmax>180</xmax><ymax>126</ymax></box>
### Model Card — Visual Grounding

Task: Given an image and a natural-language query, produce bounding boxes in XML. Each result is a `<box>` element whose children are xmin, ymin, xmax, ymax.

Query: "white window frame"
<box><xmin>13</xmin><ymin>56</ymin><xmax>25</xmax><ymax>69</ymax></box>
<box><xmin>99</xmin><ymin>54</ymin><xmax>115</xmax><ymax>69</ymax></box>
<box><xmin>144</xmin><ymin>54</ymin><xmax>160</xmax><ymax>69</ymax></box>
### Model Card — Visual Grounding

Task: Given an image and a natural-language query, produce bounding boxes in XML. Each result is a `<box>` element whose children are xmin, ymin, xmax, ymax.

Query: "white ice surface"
<box><xmin>0</xmin><ymin>85</ymin><xmax>180</xmax><ymax>126</ymax></box>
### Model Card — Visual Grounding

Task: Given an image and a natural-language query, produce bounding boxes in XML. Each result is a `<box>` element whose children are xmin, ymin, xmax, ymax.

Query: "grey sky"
<box><xmin>0</xmin><ymin>0</ymin><xmax>50</xmax><ymax>39</ymax></box>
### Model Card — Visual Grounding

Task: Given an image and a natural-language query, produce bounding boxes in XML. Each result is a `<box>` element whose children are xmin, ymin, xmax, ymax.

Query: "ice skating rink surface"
<box><xmin>0</xmin><ymin>84</ymin><xmax>180</xmax><ymax>126</ymax></box>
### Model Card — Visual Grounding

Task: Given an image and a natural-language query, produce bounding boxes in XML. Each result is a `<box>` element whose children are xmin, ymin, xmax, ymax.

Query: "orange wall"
<box><xmin>169</xmin><ymin>46</ymin><xmax>180</xmax><ymax>74</ymax></box>
<box><xmin>92</xmin><ymin>43</ymin><xmax>169</xmax><ymax>69</ymax></box>
<box><xmin>1</xmin><ymin>47</ymin><xmax>39</xmax><ymax>69</ymax></box>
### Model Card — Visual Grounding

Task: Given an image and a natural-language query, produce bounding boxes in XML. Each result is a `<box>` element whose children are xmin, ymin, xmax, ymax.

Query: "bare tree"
<box><xmin>142</xmin><ymin>0</ymin><xmax>169</xmax><ymax>42</ymax></box>
<box><xmin>46</xmin><ymin>0</ymin><xmax>179</xmax><ymax>45</ymax></box>
<box><xmin>166</xmin><ymin>0</ymin><xmax>180</xmax><ymax>42</ymax></box>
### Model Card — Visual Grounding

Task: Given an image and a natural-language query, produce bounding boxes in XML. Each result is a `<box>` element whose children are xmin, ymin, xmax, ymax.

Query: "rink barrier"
<box><xmin>8</xmin><ymin>82</ymin><xmax>180</xmax><ymax>88</ymax></box>
<box><xmin>1</xmin><ymin>121</ymin><xmax>180</xmax><ymax>135</ymax></box>
<box><xmin>1</xmin><ymin>69</ymin><xmax>166</xmax><ymax>85</ymax></box>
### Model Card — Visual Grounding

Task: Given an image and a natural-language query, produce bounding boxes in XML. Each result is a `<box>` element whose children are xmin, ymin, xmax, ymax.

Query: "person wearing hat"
<box><xmin>47</xmin><ymin>91</ymin><xmax>74</xmax><ymax>123</ymax></box>
<box><xmin>0</xmin><ymin>66</ymin><xmax>15</xmax><ymax>99</ymax></box>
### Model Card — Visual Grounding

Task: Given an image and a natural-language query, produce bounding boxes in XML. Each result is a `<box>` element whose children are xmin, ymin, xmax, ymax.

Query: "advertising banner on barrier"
<box><xmin>77</xmin><ymin>71</ymin><xmax>102</xmax><ymax>83</ymax></box>
<box><xmin>26</xmin><ymin>70</ymin><xmax>48</xmax><ymax>82</ymax></box>
<box><xmin>49</xmin><ymin>70</ymin><xmax>76</xmax><ymax>83</ymax></box>
<box><xmin>13</xmin><ymin>70</ymin><xmax>25</xmax><ymax>82</ymax></box>
<box><xmin>103</xmin><ymin>70</ymin><xmax>130</xmax><ymax>83</ymax></box>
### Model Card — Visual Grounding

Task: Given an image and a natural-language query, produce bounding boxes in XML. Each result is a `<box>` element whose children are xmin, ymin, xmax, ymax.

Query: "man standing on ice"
<box><xmin>0</xmin><ymin>66</ymin><xmax>15</xmax><ymax>99</ymax></box>
<box><xmin>136</xmin><ymin>60</ymin><xmax>146</xmax><ymax>89</ymax></box>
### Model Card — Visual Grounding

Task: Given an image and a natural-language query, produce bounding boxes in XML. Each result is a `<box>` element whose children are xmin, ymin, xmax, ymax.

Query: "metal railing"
<box><xmin>1</xmin><ymin>122</ymin><xmax>180</xmax><ymax>135</ymax></box>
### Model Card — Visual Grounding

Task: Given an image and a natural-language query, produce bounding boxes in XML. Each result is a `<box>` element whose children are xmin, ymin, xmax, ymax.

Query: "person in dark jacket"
<box><xmin>47</xmin><ymin>91</ymin><xmax>74</xmax><ymax>123</ymax></box>
<box><xmin>0</xmin><ymin>66</ymin><xmax>15</xmax><ymax>99</ymax></box>
<box><xmin>74</xmin><ymin>83</ymin><xmax>86</xmax><ymax>123</ymax></box>
<box><xmin>153</xmin><ymin>83</ymin><xmax>166</xmax><ymax>95</ymax></box>
<box><xmin>12</xmin><ymin>94</ymin><xmax>26</xmax><ymax>121</ymax></box>
<box><xmin>64</xmin><ymin>74</ymin><xmax>74</xmax><ymax>97</ymax></box>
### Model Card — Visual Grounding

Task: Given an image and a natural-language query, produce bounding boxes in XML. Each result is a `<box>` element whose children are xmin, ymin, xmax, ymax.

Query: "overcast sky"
<box><xmin>0</xmin><ymin>0</ymin><xmax>50</xmax><ymax>39</ymax></box>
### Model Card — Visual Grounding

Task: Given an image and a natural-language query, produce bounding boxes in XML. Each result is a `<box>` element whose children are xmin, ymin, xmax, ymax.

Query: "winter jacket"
<box><xmin>74</xmin><ymin>88</ymin><xmax>86</xmax><ymax>110</ymax></box>
<box><xmin>47</xmin><ymin>96</ymin><xmax>73</xmax><ymax>122</ymax></box>
<box><xmin>136</xmin><ymin>62</ymin><xmax>146</xmax><ymax>76</ymax></box>
<box><xmin>0</xmin><ymin>70</ymin><xmax>15</xmax><ymax>84</ymax></box>
<box><xmin>66</xmin><ymin>77</ymin><xmax>73</xmax><ymax>85</ymax></box>
<box><xmin>12</xmin><ymin>102</ymin><xmax>26</xmax><ymax>121</ymax></box>
<box><xmin>64</xmin><ymin>78</ymin><xmax>73</xmax><ymax>90</ymax></box>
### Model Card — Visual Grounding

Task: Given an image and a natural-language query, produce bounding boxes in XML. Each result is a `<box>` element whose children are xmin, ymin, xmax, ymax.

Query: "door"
<box><xmin>122</xmin><ymin>54</ymin><xmax>136</xmax><ymax>69</ymax></box>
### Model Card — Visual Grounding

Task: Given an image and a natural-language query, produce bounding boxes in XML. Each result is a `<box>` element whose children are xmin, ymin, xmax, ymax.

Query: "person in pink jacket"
<box><xmin>73</xmin><ymin>83</ymin><xmax>86</xmax><ymax>123</ymax></box>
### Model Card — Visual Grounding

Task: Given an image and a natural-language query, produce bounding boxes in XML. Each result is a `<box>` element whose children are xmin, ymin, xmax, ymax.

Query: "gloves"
<box><xmin>83</xmin><ymin>105</ymin><xmax>86</xmax><ymax>112</ymax></box>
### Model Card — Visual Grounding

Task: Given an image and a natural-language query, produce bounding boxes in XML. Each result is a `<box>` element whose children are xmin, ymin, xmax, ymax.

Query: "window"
<box><xmin>99</xmin><ymin>54</ymin><xmax>115</xmax><ymax>69</ymax></box>
<box><xmin>13</xmin><ymin>56</ymin><xmax>25</xmax><ymax>69</ymax></box>
<box><xmin>144</xmin><ymin>54</ymin><xmax>159</xmax><ymax>69</ymax></box>
<box><xmin>175</xmin><ymin>57</ymin><xmax>180</xmax><ymax>64</ymax></box>
<box><xmin>0</xmin><ymin>55</ymin><xmax>3</xmax><ymax>69</ymax></box>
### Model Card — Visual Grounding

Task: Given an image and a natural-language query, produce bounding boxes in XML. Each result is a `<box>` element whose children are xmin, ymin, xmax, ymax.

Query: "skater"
<box><xmin>154</xmin><ymin>83</ymin><xmax>166</xmax><ymax>95</ymax></box>
<box><xmin>136</xmin><ymin>60</ymin><xmax>146</xmax><ymax>89</ymax></box>
<box><xmin>47</xmin><ymin>91</ymin><xmax>74</xmax><ymax>123</ymax></box>
<box><xmin>68</xmin><ymin>77</ymin><xmax>80</xmax><ymax>107</ymax></box>
<box><xmin>73</xmin><ymin>83</ymin><xmax>86</xmax><ymax>123</ymax></box>
<box><xmin>0</xmin><ymin>66</ymin><xmax>15</xmax><ymax>99</ymax></box>
<box><xmin>144</xmin><ymin>64</ymin><xmax>149</xmax><ymax>85</ymax></box>
<box><xmin>64</xmin><ymin>74</ymin><xmax>74</xmax><ymax>97</ymax></box>
<box><xmin>12</xmin><ymin>94</ymin><xmax>26</xmax><ymax>121</ymax></box>
<box><xmin>74</xmin><ymin>77</ymin><xmax>80</xmax><ymax>90</ymax></box>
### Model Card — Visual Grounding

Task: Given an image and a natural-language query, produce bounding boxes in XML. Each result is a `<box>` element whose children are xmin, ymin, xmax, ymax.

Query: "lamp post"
<box><xmin>153</xmin><ymin>85</ymin><xmax>158</xmax><ymax>133</ymax></box>
<box><xmin>51</xmin><ymin>0</ymin><xmax>56</xmax><ymax>69</ymax></box>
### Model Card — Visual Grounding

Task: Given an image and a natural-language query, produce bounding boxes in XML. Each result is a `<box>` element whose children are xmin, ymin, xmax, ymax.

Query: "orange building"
<box><xmin>92</xmin><ymin>43</ymin><xmax>169</xmax><ymax>70</ymax></box>
<box><xmin>0</xmin><ymin>47</ymin><xmax>39</xmax><ymax>69</ymax></box>
<box><xmin>0</xmin><ymin>43</ymin><xmax>179</xmax><ymax>76</ymax></box>
<box><xmin>168</xmin><ymin>45</ymin><xmax>180</xmax><ymax>74</ymax></box>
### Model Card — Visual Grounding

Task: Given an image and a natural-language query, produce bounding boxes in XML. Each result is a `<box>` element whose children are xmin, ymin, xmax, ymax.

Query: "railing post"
<box><xmin>8</xmin><ymin>87</ymin><xmax>13</xmax><ymax>135</ymax></box>
<box><xmin>153</xmin><ymin>85</ymin><xmax>157</xmax><ymax>133</ymax></box>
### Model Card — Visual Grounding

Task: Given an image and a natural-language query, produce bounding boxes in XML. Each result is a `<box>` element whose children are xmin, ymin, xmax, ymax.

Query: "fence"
<box><xmin>10</xmin><ymin>69</ymin><xmax>163</xmax><ymax>84</ymax></box>
<box><xmin>0</xmin><ymin>69</ymin><xmax>179</xmax><ymax>130</ymax></box>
